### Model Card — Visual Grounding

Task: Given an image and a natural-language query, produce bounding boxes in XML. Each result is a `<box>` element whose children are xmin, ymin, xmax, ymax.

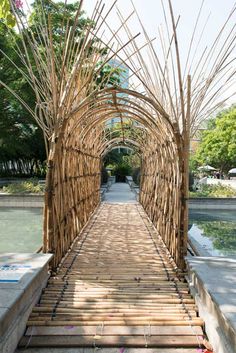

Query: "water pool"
<box><xmin>189</xmin><ymin>209</ymin><xmax>236</xmax><ymax>257</ymax></box>
<box><xmin>0</xmin><ymin>207</ymin><xmax>236</xmax><ymax>257</ymax></box>
<box><xmin>0</xmin><ymin>208</ymin><xmax>43</xmax><ymax>253</ymax></box>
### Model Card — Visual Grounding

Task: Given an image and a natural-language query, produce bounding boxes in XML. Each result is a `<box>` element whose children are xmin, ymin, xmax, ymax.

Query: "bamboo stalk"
<box><xmin>26</xmin><ymin>318</ymin><xmax>204</xmax><ymax>327</ymax></box>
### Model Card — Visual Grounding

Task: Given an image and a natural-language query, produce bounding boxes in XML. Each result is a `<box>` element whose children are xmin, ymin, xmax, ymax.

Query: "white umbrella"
<box><xmin>228</xmin><ymin>168</ymin><xmax>236</xmax><ymax>174</ymax></box>
<box><xmin>198</xmin><ymin>165</ymin><xmax>217</xmax><ymax>171</ymax></box>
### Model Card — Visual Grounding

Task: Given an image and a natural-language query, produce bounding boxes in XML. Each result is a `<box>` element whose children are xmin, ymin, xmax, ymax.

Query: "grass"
<box><xmin>190</xmin><ymin>183</ymin><xmax>236</xmax><ymax>198</ymax></box>
<box><xmin>0</xmin><ymin>179</ymin><xmax>44</xmax><ymax>194</ymax></box>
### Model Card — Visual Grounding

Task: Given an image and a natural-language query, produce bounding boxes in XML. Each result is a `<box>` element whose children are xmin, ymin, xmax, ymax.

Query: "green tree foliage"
<box><xmin>29</xmin><ymin>1</ymin><xmax>94</xmax><ymax>56</ymax></box>
<box><xmin>102</xmin><ymin>121</ymin><xmax>141</xmax><ymax>181</ymax></box>
<box><xmin>29</xmin><ymin>1</ymin><xmax>122</xmax><ymax>87</ymax></box>
<box><xmin>0</xmin><ymin>1</ymin><xmax>122</xmax><ymax>176</ymax></box>
<box><xmin>0</xmin><ymin>0</ymin><xmax>15</xmax><ymax>27</ymax></box>
<box><xmin>194</xmin><ymin>106</ymin><xmax>236</xmax><ymax>174</ymax></box>
<box><xmin>0</xmin><ymin>22</ymin><xmax>46</xmax><ymax>176</ymax></box>
<box><xmin>103</xmin><ymin>149</ymin><xmax>129</xmax><ymax>167</ymax></box>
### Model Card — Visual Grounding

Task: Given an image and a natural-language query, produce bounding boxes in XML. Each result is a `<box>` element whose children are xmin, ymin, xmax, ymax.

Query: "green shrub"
<box><xmin>190</xmin><ymin>183</ymin><xmax>236</xmax><ymax>198</ymax></box>
<box><xmin>114</xmin><ymin>163</ymin><xmax>132</xmax><ymax>182</ymax></box>
<box><xmin>1</xmin><ymin>180</ymin><xmax>44</xmax><ymax>194</ymax></box>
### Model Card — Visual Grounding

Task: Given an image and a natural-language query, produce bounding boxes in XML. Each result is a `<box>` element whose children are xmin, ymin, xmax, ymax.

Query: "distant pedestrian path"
<box><xmin>104</xmin><ymin>182</ymin><xmax>137</xmax><ymax>203</ymax></box>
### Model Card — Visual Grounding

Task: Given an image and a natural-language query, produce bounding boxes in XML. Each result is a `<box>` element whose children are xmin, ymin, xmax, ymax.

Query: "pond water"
<box><xmin>189</xmin><ymin>210</ymin><xmax>236</xmax><ymax>257</ymax></box>
<box><xmin>0</xmin><ymin>208</ymin><xmax>43</xmax><ymax>253</ymax></box>
<box><xmin>0</xmin><ymin>207</ymin><xmax>236</xmax><ymax>257</ymax></box>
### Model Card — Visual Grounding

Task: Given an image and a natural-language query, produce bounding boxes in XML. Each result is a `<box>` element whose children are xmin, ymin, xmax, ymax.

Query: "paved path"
<box><xmin>104</xmin><ymin>182</ymin><xmax>137</xmax><ymax>203</ymax></box>
<box><xmin>18</xmin><ymin>200</ymin><xmax>204</xmax><ymax>349</ymax></box>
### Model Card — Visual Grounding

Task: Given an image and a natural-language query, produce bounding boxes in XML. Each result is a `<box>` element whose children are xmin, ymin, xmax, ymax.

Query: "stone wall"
<box><xmin>189</xmin><ymin>197</ymin><xmax>236</xmax><ymax>209</ymax></box>
<box><xmin>0</xmin><ymin>194</ymin><xmax>44</xmax><ymax>208</ymax></box>
<box><xmin>1</xmin><ymin>193</ymin><xmax>236</xmax><ymax>210</ymax></box>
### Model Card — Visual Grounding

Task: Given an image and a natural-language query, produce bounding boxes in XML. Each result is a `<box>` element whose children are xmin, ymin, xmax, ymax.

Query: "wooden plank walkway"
<box><xmin>19</xmin><ymin>203</ymin><xmax>206</xmax><ymax>349</ymax></box>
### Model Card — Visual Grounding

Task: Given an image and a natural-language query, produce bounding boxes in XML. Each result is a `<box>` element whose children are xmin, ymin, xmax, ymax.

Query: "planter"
<box><xmin>189</xmin><ymin>197</ymin><xmax>236</xmax><ymax>209</ymax></box>
<box><xmin>0</xmin><ymin>194</ymin><xmax>44</xmax><ymax>208</ymax></box>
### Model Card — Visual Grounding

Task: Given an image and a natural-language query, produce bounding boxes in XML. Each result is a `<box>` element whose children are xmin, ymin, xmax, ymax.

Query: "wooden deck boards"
<box><xmin>19</xmin><ymin>203</ymin><xmax>205</xmax><ymax>349</ymax></box>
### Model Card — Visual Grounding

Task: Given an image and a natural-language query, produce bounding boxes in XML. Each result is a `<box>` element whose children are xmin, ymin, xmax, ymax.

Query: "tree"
<box><xmin>103</xmin><ymin>149</ymin><xmax>129</xmax><ymax>167</ymax></box>
<box><xmin>0</xmin><ymin>21</ymin><xmax>46</xmax><ymax>176</ymax></box>
<box><xmin>29</xmin><ymin>0</ymin><xmax>122</xmax><ymax>87</ymax></box>
<box><xmin>193</xmin><ymin>106</ymin><xmax>236</xmax><ymax>174</ymax></box>
<box><xmin>0</xmin><ymin>0</ymin><xmax>16</xmax><ymax>27</ymax></box>
<box><xmin>0</xmin><ymin>1</ymin><xmax>122</xmax><ymax>176</ymax></box>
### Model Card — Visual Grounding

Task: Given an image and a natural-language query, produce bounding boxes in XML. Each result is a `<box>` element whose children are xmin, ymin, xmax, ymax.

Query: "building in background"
<box><xmin>108</xmin><ymin>59</ymin><xmax>129</xmax><ymax>127</ymax></box>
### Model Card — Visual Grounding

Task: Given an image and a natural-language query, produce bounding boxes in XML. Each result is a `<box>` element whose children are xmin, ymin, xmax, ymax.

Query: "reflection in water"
<box><xmin>0</xmin><ymin>207</ymin><xmax>235</xmax><ymax>257</ymax></box>
<box><xmin>0</xmin><ymin>207</ymin><xmax>43</xmax><ymax>253</ymax></box>
<box><xmin>189</xmin><ymin>210</ymin><xmax>236</xmax><ymax>257</ymax></box>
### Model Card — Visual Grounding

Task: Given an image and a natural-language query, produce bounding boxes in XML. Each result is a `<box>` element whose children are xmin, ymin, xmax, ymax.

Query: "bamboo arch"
<box><xmin>43</xmin><ymin>87</ymin><xmax>186</xmax><ymax>269</ymax></box>
<box><xmin>2</xmin><ymin>0</ymin><xmax>236</xmax><ymax>270</ymax></box>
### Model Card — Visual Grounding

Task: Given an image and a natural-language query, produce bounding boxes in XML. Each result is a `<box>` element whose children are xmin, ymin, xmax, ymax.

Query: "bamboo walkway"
<box><xmin>19</xmin><ymin>195</ymin><xmax>205</xmax><ymax>349</ymax></box>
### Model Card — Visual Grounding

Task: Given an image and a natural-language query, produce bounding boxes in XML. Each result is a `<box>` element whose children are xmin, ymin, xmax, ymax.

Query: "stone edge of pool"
<box><xmin>1</xmin><ymin>193</ymin><xmax>236</xmax><ymax>208</ymax></box>
<box><xmin>189</xmin><ymin>197</ymin><xmax>236</xmax><ymax>209</ymax></box>
<box><xmin>186</xmin><ymin>256</ymin><xmax>236</xmax><ymax>353</ymax></box>
<box><xmin>0</xmin><ymin>253</ymin><xmax>53</xmax><ymax>353</ymax></box>
<box><xmin>0</xmin><ymin>194</ymin><xmax>44</xmax><ymax>208</ymax></box>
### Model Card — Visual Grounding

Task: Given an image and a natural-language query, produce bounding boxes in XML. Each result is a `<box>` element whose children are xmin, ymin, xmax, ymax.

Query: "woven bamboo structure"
<box><xmin>2</xmin><ymin>0</ymin><xmax>236</xmax><ymax>270</ymax></box>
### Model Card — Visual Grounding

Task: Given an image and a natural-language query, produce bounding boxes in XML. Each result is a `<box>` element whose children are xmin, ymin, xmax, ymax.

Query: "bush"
<box><xmin>1</xmin><ymin>179</ymin><xmax>44</xmax><ymax>194</ymax></box>
<box><xmin>189</xmin><ymin>183</ymin><xmax>236</xmax><ymax>198</ymax></box>
<box><xmin>114</xmin><ymin>163</ymin><xmax>132</xmax><ymax>182</ymax></box>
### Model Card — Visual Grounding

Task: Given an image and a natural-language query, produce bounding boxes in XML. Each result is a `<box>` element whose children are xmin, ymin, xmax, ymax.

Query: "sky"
<box><xmin>82</xmin><ymin>0</ymin><xmax>236</xmax><ymax>49</ymax></box>
<box><xmin>83</xmin><ymin>0</ymin><xmax>236</xmax><ymax>33</ymax></box>
<box><xmin>25</xmin><ymin>0</ymin><xmax>236</xmax><ymax>106</ymax></box>
<box><xmin>53</xmin><ymin>0</ymin><xmax>236</xmax><ymax>52</ymax></box>
<box><xmin>80</xmin><ymin>0</ymin><xmax>236</xmax><ymax>104</ymax></box>
<box><xmin>29</xmin><ymin>0</ymin><xmax>236</xmax><ymax>74</ymax></box>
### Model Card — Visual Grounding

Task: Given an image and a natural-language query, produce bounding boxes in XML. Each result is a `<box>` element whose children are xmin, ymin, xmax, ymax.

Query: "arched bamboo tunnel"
<box><xmin>3</xmin><ymin>1</ymin><xmax>236</xmax><ymax>348</ymax></box>
<box><xmin>43</xmin><ymin>87</ymin><xmax>189</xmax><ymax>269</ymax></box>
<box><xmin>4</xmin><ymin>0</ymin><xmax>236</xmax><ymax>272</ymax></box>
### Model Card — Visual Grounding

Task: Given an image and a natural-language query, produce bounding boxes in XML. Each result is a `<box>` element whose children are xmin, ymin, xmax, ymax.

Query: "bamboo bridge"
<box><xmin>18</xmin><ymin>183</ymin><xmax>206</xmax><ymax>350</ymax></box>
